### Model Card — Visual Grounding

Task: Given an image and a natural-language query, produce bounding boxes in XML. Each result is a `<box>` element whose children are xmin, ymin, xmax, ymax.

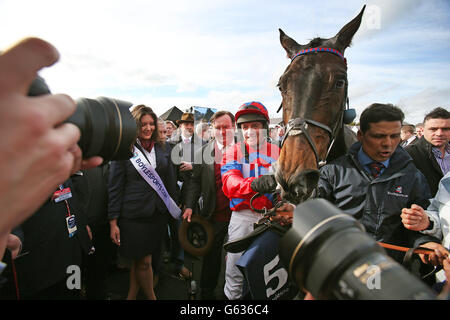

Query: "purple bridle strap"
<box><xmin>291</xmin><ymin>47</ymin><xmax>346</xmax><ymax>64</ymax></box>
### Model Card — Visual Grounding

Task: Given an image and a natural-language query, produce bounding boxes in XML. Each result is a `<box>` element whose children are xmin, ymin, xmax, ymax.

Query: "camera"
<box><xmin>28</xmin><ymin>76</ymin><xmax>137</xmax><ymax>163</ymax></box>
<box><xmin>279</xmin><ymin>198</ymin><xmax>437</xmax><ymax>299</ymax></box>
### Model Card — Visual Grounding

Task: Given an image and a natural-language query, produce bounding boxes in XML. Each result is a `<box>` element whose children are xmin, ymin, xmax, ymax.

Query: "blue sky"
<box><xmin>1</xmin><ymin>0</ymin><xmax>449</xmax><ymax>124</ymax></box>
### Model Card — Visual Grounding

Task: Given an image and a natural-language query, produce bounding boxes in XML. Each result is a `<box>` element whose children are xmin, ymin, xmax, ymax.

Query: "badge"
<box><xmin>66</xmin><ymin>215</ymin><xmax>78</xmax><ymax>237</ymax></box>
<box><xmin>52</xmin><ymin>187</ymin><xmax>72</xmax><ymax>203</ymax></box>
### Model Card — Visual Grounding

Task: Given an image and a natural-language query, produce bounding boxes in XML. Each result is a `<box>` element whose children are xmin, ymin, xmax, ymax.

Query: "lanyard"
<box><xmin>57</xmin><ymin>184</ymin><xmax>73</xmax><ymax>217</ymax></box>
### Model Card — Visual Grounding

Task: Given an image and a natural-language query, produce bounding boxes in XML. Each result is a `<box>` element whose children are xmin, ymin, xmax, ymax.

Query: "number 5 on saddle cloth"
<box><xmin>224</xmin><ymin>218</ymin><xmax>300</xmax><ymax>300</ymax></box>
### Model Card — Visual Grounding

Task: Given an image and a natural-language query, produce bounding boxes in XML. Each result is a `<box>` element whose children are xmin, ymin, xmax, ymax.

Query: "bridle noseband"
<box><xmin>279</xmin><ymin>47</ymin><xmax>350</xmax><ymax>168</ymax></box>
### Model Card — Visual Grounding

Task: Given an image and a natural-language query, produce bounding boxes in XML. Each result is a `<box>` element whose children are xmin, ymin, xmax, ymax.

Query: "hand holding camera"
<box><xmin>0</xmin><ymin>38</ymin><xmax>102</xmax><ymax>235</ymax></box>
<box><xmin>0</xmin><ymin>37</ymin><xmax>137</xmax><ymax>240</ymax></box>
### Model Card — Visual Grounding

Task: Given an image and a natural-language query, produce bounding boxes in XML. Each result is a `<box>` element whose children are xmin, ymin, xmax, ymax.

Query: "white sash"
<box><xmin>130</xmin><ymin>146</ymin><xmax>181</xmax><ymax>219</ymax></box>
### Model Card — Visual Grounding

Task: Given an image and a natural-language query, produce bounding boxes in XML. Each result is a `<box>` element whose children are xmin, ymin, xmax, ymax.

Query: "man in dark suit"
<box><xmin>400</xmin><ymin>124</ymin><xmax>418</xmax><ymax>148</ymax></box>
<box><xmin>12</xmin><ymin>177</ymin><xmax>93</xmax><ymax>299</ymax></box>
<box><xmin>183</xmin><ymin>111</ymin><xmax>236</xmax><ymax>299</ymax></box>
<box><xmin>171</xmin><ymin>112</ymin><xmax>205</xmax><ymax>204</ymax></box>
<box><xmin>168</xmin><ymin>112</ymin><xmax>205</xmax><ymax>279</ymax></box>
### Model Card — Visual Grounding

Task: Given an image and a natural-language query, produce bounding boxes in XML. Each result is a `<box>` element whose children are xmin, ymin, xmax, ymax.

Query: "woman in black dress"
<box><xmin>108</xmin><ymin>105</ymin><xmax>179</xmax><ymax>300</ymax></box>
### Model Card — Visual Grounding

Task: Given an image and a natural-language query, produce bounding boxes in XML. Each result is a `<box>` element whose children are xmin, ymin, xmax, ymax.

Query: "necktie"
<box><xmin>369</xmin><ymin>162</ymin><xmax>384</xmax><ymax>178</ymax></box>
<box><xmin>184</xmin><ymin>138</ymin><xmax>190</xmax><ymax>144</ymax></box>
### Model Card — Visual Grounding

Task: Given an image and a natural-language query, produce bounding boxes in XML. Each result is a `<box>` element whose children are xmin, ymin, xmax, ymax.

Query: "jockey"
<box><xmin>221</xmin><ymin>101</ymin><xmax>280</xmax><ymax>300</ymax></box>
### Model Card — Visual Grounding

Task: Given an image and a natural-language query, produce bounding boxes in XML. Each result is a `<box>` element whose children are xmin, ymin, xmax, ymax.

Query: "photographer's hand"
<box><xmin>0</xmin><ymin>37</ymin><xmax>102</xmax><ymax>236</ymax></box>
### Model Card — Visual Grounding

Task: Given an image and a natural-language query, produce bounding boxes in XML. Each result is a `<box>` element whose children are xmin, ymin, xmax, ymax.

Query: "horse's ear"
<box><xmin>332</xmin><ymin>5</ymin><xmax>366</xmax><ymax>53</ymax></box>
<box><xmin>279</xmin><ymin>29</ymin><xmax>302</xmax><ymax>59</ymax></box>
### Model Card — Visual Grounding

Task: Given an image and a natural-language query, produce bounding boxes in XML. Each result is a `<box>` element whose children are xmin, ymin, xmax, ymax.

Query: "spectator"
<box><xmin>195</xmin><ymin>121</ymin><xmax>212</xmax><ymax>143</ymax></box>
<box><xmin>72</xmin><ymin>165</ymin><xmax>116</xmax><ymax>300</ymax></box>
<box><xmin>405</xmin><ymin>107</ymin><xmax>450</xmax><ymax>196</ymax></box>
<box><xmin>165</xmin><ymin>120</ymin><xmax>177</xmax><ymax>142</ymax></box>
<box><xmin>415</xmin><ymin>123</ymin><xmax>424</xmax><ymax>139</ymax></box>
<box><xmin>277</xmin><ymin>125</ymin><xmax>285</xmax><ymax>143</ymax></box>
<box><xmin>183</xmin><ymin>110</ymin><xmax>236</xmax><ymax>300</ymax></box>
<box><xmin>402</xmin><ymin>171</ymin><xmax>450</xmax><ymax>245</ymax></box>
<box><xmin>269</xmin><ymin>125</ymin><xmax>278</xmax><ymax>143</ymax></box>
<box><xmin>221</xmin><ymin>101</ymin><xmax>280</xmax><ymax>300</ymax></box>
<box><xmin>168</xmin><ymin>112</ymin><xmax>205</xmax><ymax>280</ymax></box>
<box><xmin>158</xmin><ymin>118</ymin><xmax>168</xmax><ymax>142</ymax></box>
<box><xmin>318</xmin><ymin>103</ymin><xmax>443</xmax><ymax>273</ymax></box>
<box><xmin>401</xmin><ymin>171</ymin><xmax>450</xmax><ymax>292</ymax></box>
<box><xmin>108</xmin><ymin>105</ymin><xmax>179</xmax><ymax>300</ymax></box>
<box><xmin>0</xmin><ymin>37</ymin><xmax>102</xmax><ymax>259</ymax></box>
<box><xmin>13</xmin><ymin>176</ymin><xmax>93</xmax><ymax>299</ymax></box>
<box><xmin>400</xmin><ymin>124</ymin><xmax>418</xmax><ymax>147</ymax></box>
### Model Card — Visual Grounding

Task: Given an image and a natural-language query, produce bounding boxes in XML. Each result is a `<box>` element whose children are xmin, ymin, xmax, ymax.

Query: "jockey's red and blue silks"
<box><xmin>221</xmin><ymin>141</ymin><xmax>280</xmax><ymax>212</ymax></box>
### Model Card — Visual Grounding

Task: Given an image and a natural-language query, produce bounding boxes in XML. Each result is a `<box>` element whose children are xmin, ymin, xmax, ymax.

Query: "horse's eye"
<box><xmin>335</xmin><ymin>79</ymin><xmax>346</xmax><ymax>89</ymax></box>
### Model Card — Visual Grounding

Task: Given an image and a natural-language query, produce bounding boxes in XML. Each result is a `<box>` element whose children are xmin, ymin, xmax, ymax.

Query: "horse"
<box><xmin>275</xmin><ymin>6</ymin><xmax>365</xmax><ymax>205</ymax></box>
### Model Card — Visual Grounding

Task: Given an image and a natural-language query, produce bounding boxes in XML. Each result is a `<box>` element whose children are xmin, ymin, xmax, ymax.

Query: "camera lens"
<box><xmin>28</xmin><ymin>76</ymin><xmax>137</xmax><ymax>162</ymax></box>
<box><xmin>279</xmin><ymin>199</ymin><xmax>436</xmax><ymax>299</ymax></box>
<box><xmin>66</xmin><ymin>97</ymin><xmax>137</xmax><ymax>162</ymax></box>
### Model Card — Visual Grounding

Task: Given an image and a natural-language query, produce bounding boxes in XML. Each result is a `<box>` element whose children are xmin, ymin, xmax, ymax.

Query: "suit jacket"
<box><xmin>405</xmin><ymin>136</ymin><xmax>444</xmax><ymax>196</ymax></box>
<box><xmin>169</xmin><ymin>135</ymin><xmax>206</xmax><ymax>205</ymax></box>
<box><xmin>400</xmin><ymin>136</ymin><xmax>418</xmax><ymax>148</ymax></box>
<box><xmin>184</xmin><ymin>140</ymin><xmax>217</xmax><ymax>217</ymax></box>
<box><xmin>108</xmin><ymin>142</ymin><xmax>179</xmax><ymax>220</ymax></box>
<box><xmin>72</xmin><ymin>165</ymin><xmax>109</xmax><ymax>226</ymax></box>
<box><xmin>13</xmin><ymin>178</ymin><xmax>91</xmax><ymax>297</ymax></box>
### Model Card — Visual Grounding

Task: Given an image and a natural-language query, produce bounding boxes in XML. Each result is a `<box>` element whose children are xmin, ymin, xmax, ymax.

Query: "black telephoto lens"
<box><xmin>279</xmin><ymin>199</ymin><xmax>436</xmax><ymax>300</ymax></box>
<box><xmin>28</xmin><ymin>76</ymin><xmax>137</xmax><ymax>162</ymax></box>
<box><xmin>67</xmin><ymin>97</ymin><xmax>137</xmax><ymax>162</ymax></box>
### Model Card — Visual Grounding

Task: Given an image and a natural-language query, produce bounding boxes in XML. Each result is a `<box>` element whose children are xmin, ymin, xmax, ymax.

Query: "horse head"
<box><xmin>276</xmin><ymin>6</ymin><xmax>365</xmax><ymax>204</ymax></box>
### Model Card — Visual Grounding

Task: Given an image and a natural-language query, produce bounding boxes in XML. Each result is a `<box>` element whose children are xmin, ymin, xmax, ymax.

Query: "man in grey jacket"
<box><xmin>318</xmin><ymin>103</ymin><xmax>445</xmax><ymax>272</ymax></box>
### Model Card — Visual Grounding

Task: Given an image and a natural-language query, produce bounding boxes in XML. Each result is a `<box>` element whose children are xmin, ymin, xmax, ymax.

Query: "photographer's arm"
<box><xmin>0</xmin><ymin>38</ymin><xmax>102</xmax><ymax>237</ymax></box>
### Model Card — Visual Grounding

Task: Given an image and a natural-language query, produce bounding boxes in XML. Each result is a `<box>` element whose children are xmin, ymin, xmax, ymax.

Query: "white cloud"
<box><xmin>1</xmin><ymin>0</ymin><xmax>449</xmax><ymax>122</ymax></box>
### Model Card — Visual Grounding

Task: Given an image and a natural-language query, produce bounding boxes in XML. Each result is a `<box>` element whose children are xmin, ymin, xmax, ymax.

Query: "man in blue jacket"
<box><xmin>318</xmin><ymin>103</ymin><xmax>446</xmax><ymax>272</ymax></box>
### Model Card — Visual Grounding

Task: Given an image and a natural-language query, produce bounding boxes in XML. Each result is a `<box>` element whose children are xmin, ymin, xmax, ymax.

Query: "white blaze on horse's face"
<box><xmin>241</xmin><ymin>121</ymin><xmax>265</xmax><ymax>148</ymax></box>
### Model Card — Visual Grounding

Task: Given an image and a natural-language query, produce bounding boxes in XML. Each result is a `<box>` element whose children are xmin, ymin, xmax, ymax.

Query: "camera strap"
<box><xmin>130</xmin><ymin>146</ymin><xmax>181</xmax><ymax>219</ymax></box>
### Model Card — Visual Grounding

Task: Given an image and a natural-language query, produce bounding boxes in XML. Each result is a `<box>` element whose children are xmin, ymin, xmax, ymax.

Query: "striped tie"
<box><xmin>369</xmin><ymin>162</ymin><xmax>384</xmax><ymax>178</ymax></box>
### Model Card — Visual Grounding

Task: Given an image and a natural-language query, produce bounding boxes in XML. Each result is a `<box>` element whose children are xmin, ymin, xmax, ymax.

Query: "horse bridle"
<box><xmin>278</xmin><ymin>47</ymin><xmax>350</xmax><ymax>168</ymax></box>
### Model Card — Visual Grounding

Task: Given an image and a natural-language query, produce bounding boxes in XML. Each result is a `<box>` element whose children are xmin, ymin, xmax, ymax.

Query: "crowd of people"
<box><xmin>1</xmin><ymin>37</ymin><xmax>450</xmax><ymax>301</ymax></box>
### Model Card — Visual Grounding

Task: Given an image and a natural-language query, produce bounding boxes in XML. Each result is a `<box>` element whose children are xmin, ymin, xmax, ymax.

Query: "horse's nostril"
<box><xmin>282</xmin><ymin>169</ymin><xmax>320</xmax><ymax>204</ymax></box>
<box><xmin>303</xmin><ymin>170</ymin><xmax>320</xmax><ymax>188</ymax></box>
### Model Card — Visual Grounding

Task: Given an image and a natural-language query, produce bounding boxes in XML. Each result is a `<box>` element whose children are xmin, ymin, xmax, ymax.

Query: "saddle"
<box><xmin>224</xmin><ymin>216</ymin><xmax>290</xmax><ymax>253</ymax></box>
<box><xmin>224</xmin><ymin>190</ymin><xmax>291</xmax><ymax>253</ymax></box>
